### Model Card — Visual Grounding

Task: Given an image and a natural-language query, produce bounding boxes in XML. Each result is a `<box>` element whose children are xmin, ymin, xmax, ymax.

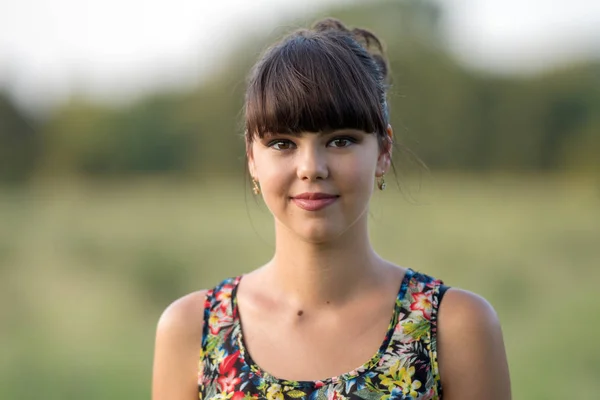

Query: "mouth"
<box><xmin>292</xmin><ymin>192</ymin><xmax>338</xmax><ymax>200</ymax></box>
<box><xmin>291</xmin><ymin>192</ymin><xmax>339</xmax><ymax>211</ymax></box>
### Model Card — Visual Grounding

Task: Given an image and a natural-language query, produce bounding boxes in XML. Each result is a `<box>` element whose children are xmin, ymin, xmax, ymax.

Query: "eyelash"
<box><xmin>329</xmin><ymin>137</ymin><xmax>357</xmax><ymax>148</ymax></box>
<box><xmin>267</xmin><ymin>136</ymin><xmax>358</xmax><ymax>151</ymax></box>
<box><xmin>267</xmin><ymin>139</ymin><xmax>295</xmax><ymax>151</ymax></box>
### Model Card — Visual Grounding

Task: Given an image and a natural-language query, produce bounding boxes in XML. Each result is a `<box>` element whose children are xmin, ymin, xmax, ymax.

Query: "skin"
<box><xmin>152</xmin><ymin>126</ymin><xmax>511</xmax><ymax>399</ymax></box>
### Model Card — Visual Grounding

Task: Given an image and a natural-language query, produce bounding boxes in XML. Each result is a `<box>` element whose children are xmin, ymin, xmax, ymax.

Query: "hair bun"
<box><xmin>311</xmin><ymin>18</ymin><xmax>351</xmax><ymax>34</ymax></box>
<box><xmin>311</xmin><ymin>18</ymin><xmax>388</xmax><ymax>81</ymax></box>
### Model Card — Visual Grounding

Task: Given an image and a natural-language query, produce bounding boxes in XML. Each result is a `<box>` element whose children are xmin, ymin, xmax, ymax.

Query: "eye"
<box><xmin>328</xmin><ymin>137</ymin><xmax>356</xmax><ymax>148</ymax></box>
<box><xmin>268</xmin><ymin>139</ymin><xmax>295</xmax><ymax>151</ymax></box>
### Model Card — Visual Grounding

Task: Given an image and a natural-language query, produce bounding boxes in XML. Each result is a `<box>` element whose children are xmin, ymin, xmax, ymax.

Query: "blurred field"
<box><xmin>0</xmin><ymin>174</ymin><xmax>599</xmax><ymax>399</ymax></box>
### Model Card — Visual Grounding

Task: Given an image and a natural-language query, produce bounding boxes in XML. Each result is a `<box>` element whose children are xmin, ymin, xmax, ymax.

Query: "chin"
<box><xmin>289</xmin><ymin>220</ymin><xmax>349</xmax><ymax>244</ymax></box>
<box><xmin>272</xmin><ymin>203</ymin><xmax>367</xmax><ymax>244</ymax></box>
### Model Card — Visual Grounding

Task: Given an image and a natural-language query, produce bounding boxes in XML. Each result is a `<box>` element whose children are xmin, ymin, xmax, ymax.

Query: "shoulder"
<box><xmin>156</xmin><ymin>290</ymin><xmax>209</xmax><ymax>337</ymax></box>
<box><xmin>438</xmin><ymin>288</ymin><xmax>500</xmax><ymax>331</ymax></box>
<box><xmin>436</xmin><ymin>288</ymin><xmax>511</xmax><ymax>399</ymax></box>
<box><xmin>152</xmin><ymin>290</ymin><xmax>208</xmax><ymax>400</ymax></box>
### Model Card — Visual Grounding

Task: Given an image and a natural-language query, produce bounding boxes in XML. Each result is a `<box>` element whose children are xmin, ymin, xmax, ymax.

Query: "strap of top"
<box><xmin>201</xmin><ymin>276</ymin><xmax>239</xmax><ymax>339</ymax></box>
<box><xmin>421</xmin><ymin>275</ymin><xmax>447</xmax><ymax>398</ymax></box>
<box><xmin>199</xmin><ymin>276</ymin><xmax>240</xmax><ymax>394</ymax></box>
<box><xmin>438</xmin><ymin>284</ymin><xmax>450</xmax><ymax>303</ymax></box>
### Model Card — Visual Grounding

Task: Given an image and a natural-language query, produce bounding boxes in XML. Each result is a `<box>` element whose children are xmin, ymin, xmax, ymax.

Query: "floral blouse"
<box><xmin>199</xmin><ymin>269</ymin><xmax>446</xmax><ymax>400</ymax></box>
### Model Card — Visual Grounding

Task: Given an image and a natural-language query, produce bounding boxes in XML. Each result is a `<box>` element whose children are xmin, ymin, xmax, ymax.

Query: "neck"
<box><xmin>264</xmin><ymin>217</ymin><xmax>386</xmax><ymax>308</ymax></box>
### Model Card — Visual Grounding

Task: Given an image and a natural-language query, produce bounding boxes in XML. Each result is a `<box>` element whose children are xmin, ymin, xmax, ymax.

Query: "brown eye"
<box><xmin>269</xmin><ymin>140</ymin><xmax>295</xmax><ymax>151</ymax></box>
<box><xmin>328</xmin><ymin>137</ymin><xmax>355</xmax><ymax>148</ymax></box>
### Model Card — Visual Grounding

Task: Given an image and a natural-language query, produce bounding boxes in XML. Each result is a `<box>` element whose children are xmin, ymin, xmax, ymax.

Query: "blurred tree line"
<box><xmin>1</xmin><ymin>0</ymin><xmax>599</xmax><ymax>184</ymax></box>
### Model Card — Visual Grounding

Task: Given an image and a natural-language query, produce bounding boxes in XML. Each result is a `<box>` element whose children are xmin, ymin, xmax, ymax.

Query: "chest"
<box><xmin>238</xmin><ymin>299</ymin><xmax>394</xmax><ymax>382</ymax></box>
<box><xmin>199</xmin><ymin>272</ymin><xmax>442</xmax><ymax>400</ymax></box>
<box><xmin>199</xmin><ymin>305</ymin><xmax>440</xmax><ymax>400</ymax></box>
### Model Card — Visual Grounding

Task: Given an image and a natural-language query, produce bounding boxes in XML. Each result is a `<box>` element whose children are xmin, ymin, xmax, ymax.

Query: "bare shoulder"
<box><xmin>437</xmin><ymin>288</ymin><xmax>511</xmax><ymax>400</ymax></box>
<box><xmin>156</xmin><ymin>290</ymin><xmax>208</xmax><ymax>338</ymax></box>
<box><xmin>438</xmin><ymin>288</ymin><xmax>500</xmax><ymax>331</ymax></box>
<box><xmin>152</xmin><ymin>290</ymin><xmax>208</xmax><ymax>400</ymax></box>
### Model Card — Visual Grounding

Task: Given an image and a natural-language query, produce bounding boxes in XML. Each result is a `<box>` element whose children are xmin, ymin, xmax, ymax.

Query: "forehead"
<box><xmin>261</xmin><ymin>129</ymin><xmax>371</xmax><ymax>138</ymax></box>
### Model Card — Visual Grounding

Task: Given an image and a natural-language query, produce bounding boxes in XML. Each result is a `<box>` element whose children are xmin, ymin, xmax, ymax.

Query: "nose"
<box><xmin>296</xmin><ymin>144</ymin><xmax>329</xmax><ymax>181</ymax></box>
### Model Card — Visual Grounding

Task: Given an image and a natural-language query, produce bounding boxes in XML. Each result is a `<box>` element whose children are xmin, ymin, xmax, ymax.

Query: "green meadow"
<box><xmin>1</xmin><ymin>174</ymin><xmax>598</xmax><ymax>399</ymax></box>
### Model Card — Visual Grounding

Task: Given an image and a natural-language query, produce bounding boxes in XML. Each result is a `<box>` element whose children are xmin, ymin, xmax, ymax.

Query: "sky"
<box><xmin>0</xmin><ymin>0</ymin><xmax>599</xmax><ymax>112</ymax></box>
<box><xmin>443</xmin><ymin>0</ymin><xmax>600</xmax><ymax>71</ymax></box>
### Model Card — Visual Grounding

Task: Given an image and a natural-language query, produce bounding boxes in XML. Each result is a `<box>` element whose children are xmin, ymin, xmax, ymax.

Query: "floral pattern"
<box><xmin>199</xmin><ymin>269</ymin><xmax>445</xmax><ymax>400</ymax></box>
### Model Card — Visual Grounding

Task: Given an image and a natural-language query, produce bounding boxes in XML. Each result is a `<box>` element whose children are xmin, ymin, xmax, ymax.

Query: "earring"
<box><xmin>252</xmin><ymin>178</ymin><xmax>261</xmax><ymax>195</ymax></box>
<box><xmin>377</xmin><ymin>175</ymin><xmax>386</xmax><ymax>190</ymax></box>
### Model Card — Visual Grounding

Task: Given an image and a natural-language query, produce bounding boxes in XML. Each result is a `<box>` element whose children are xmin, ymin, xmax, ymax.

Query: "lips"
<box><xmin>291</xmin><ymin>192</ymin><xmax>339</xmax><ymax>211</ymax></box>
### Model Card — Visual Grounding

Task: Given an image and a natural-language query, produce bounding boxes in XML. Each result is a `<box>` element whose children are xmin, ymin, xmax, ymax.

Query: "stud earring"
<box><xmin>252</xmin><ymin>178</ymin><xmax>261</xmax><ymax>195</ymax></box>
<box><xmin>377</xmin><ymin>175</ymin><xmax>386</xmax><ymax>190</ymax></box>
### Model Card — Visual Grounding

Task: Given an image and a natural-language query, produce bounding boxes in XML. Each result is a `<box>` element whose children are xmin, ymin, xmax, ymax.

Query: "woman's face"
<box><xmin>248</xmin><ymin>128</ymin><xmax>391</xmax><ymax>243</ymax></box>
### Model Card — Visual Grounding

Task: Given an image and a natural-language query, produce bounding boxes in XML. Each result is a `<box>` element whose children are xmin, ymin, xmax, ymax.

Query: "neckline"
<box><xmin>230</xmin><ymin>268</ymin><xmax>414</xmax><ymax>388</ymax></box>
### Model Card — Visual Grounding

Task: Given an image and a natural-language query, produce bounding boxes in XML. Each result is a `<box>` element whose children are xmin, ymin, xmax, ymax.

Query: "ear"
<box><xmin>246</xmin><ymin>139</ymin><xmax>257</xmax><ymax>179</ymax></box>
<box><xmin>376</xmin><ymin>125</ymin><xmax>393</xmax><ymax>176</ymax></box>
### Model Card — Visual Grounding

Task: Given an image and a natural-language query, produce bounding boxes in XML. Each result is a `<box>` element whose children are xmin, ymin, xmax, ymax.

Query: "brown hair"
<box><xmin>244</xmin><ymin>18</ymin><xmax>391</xmax><ymax>150</ymax></box>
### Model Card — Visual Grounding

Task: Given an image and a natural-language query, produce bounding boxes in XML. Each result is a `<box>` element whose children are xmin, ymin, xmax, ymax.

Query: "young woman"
<box><xmin>152</xmin><ymin>19</ymin><xmax>511</xmax><ymax>400</ymax></box>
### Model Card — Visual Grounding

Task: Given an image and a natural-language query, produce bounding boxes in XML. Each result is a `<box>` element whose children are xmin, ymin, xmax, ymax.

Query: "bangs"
<box><xmin>245</xmin><ymin>32</ymin><xmax>388</xmax><ymax>140</ymax></box>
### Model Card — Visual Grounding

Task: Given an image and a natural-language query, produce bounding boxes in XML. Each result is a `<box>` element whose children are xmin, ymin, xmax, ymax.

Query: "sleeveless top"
<box><xmin>198</xmin><ymin>269</ymin><xmax>447</xmax><ymax>400</ymax></box>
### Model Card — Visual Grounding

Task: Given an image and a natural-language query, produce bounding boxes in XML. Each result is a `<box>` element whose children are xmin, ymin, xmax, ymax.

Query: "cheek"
<box><xmin>255</xmin><ymin>161</ymin><xmax>292</xmax><ymax>211</ymax></box>
<box><xmin>261</xmin><ymin>169</ymin><xmax>287</xmax><ymax>195</ymax></box>
<box><xmin>352</xmin><ymin>169</ymin><xmax>376</xmax><ymax>203</ymax></box>
<box><xmin>338</xmin><ymin>152</ymin><xmax>377</xmax><ymax>187</ymax></box>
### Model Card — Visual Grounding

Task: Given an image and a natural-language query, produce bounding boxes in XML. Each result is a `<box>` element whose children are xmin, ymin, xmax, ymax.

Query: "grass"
<box><xmin>0</xmin><ymin>174</ymin><xmax>598</xmax><ymax>399</ymax></box>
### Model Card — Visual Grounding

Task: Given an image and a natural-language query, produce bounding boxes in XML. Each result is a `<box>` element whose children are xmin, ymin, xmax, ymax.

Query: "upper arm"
<box><xmin>152</xmin><ymin>290</ymin><xmax>207</xmax><ymax>400</ymax></box>
<box><xmin>437</xmin><ymin>288</ymin><xmax>511</xmax><ymax>400</ymax></box>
